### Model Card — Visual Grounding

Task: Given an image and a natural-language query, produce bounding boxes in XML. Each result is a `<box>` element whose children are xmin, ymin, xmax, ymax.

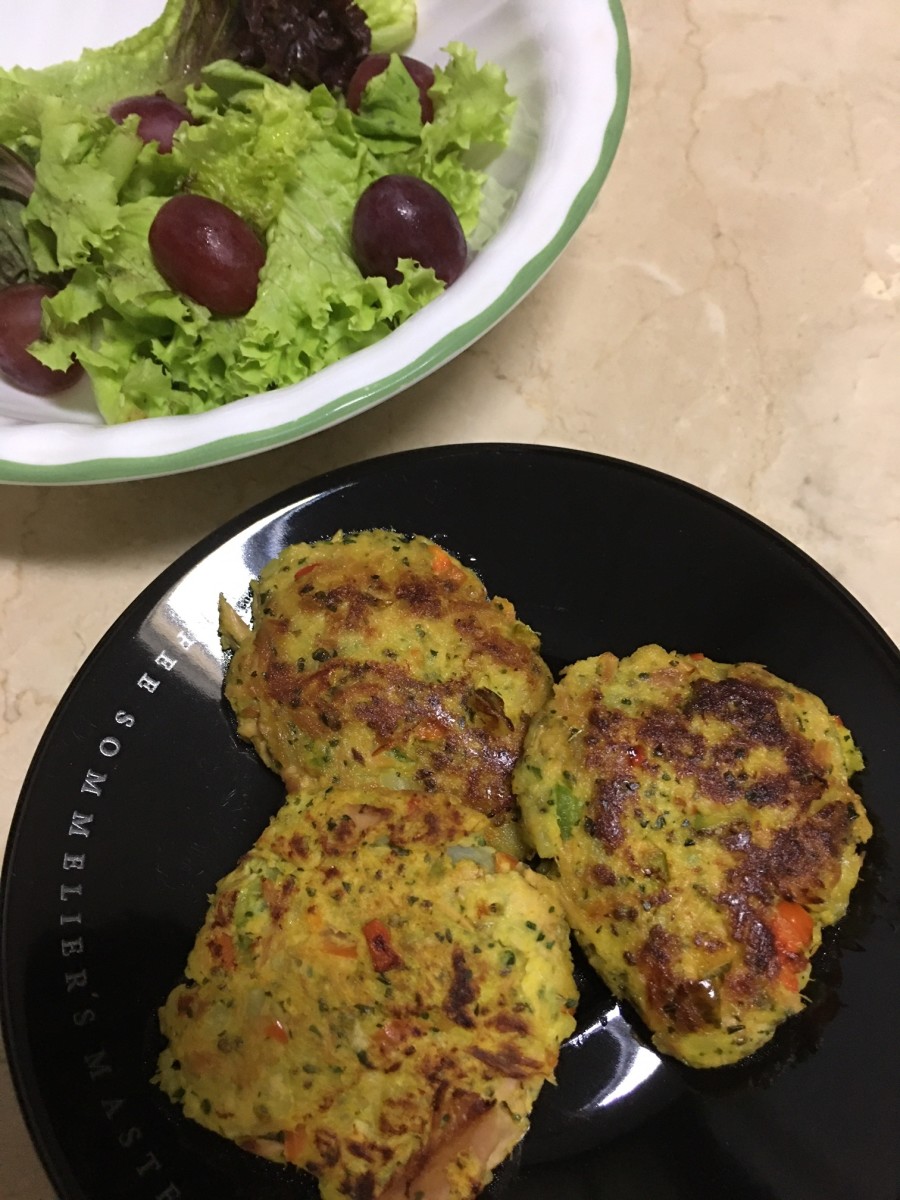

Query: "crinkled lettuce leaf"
<box><xmin>357</xmin><ymin>0</ymin><xmax>417</xmax><ymax>53</ymax></box>
<box><xmin>24</xmin><ymin>104</ymin><xmax>146</xmax><ymax>274</ymax></box>
<box><xmin>358</xmin><ymin>43</ymin><xmax>517</xmax><ymax>235</ymax></box>
<box><xmin>0</xmin><ymin>147</ymin><xmax>39</xmax><ymax>284</ymax></box>
<box><xmin>0</xmin><ymin>198</ymin><xmax>38</xmax><ymax>286</ymax></box>
<box><xmin>175</xmin><ymin>62</ymin><xmax>329</xmax><ymax>229</ymax></box>
<box><xmin>351</xmin><ymin>54</ymin><xmax>425</xmax><ymax>152</ymax></box>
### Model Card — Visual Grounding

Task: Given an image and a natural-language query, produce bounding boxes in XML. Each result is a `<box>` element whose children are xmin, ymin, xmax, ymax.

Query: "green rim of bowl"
<box><xmin>0</xmin><ymin>0</ymin><xmax>631</xmax><ymax>486</ymax></box>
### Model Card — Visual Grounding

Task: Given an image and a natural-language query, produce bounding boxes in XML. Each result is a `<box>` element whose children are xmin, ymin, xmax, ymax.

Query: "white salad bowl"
<box><xmin>0</xmin><ymin>0</ymin><xmax>629</xmax><ymax>484</ymax></box>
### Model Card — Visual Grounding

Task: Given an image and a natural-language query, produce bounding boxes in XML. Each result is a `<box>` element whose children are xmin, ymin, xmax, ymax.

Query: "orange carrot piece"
<box><xmin>363</xmin><ymin>918</ymin><xmax>403</xmax><ymax>972</ymax></box>
<box><xmin>283</xmin><ymin>1127</ymin><xmax>306</xmax><ymax>1163</ymax></box>
<box><xmin>429</xmin><ymin>545</ymin><xmax>466</xmax><ymax>583</ymax></box>
<box><xmin>264</xmin><ymin>1019</ymin><xmax>289</xmax><ymax>1044</ymax></box>
<box><xmin>778</xmin><ymin>963</ymin><xmax>801</xmax><ymax>993</ymax></box>
<box><xmin>320</xmin><ymin>939</ymin><xmax>358</xmax><ymax>959</ymax></box>
<box><xmin>772</xmin><ymin>901</ymin><xmax>814</xmax><ymax>953</ymax></box>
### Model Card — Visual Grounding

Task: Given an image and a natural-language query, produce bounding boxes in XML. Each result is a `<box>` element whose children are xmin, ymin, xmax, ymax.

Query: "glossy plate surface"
<box><xmin>2</xmin><ymin>444</ymin><xmax>899</xmax><ymax>1200</ymax></box>
<box><xmin>0</xmin><ymin>1</ymin><xmax>629</xmax><ymax>484</ymax></box>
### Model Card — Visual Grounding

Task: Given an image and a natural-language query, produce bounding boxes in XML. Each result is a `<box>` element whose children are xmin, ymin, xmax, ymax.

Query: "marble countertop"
<box><xmin>2</xmin><ymin>1</ymin><xmax>898</xmax><ymax>1196</ymax></box>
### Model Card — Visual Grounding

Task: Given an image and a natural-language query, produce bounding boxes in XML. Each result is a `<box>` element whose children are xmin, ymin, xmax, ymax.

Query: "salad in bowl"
<box><xmin>0</xmin><ymin>0</ymin><xmax>629</xmax><ymax>481</ymax></box>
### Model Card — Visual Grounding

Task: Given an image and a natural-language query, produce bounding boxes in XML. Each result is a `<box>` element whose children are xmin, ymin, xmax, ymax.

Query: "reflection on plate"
<box><xmin>0</xmin><ymin>0</ymin><xmax>628</xmax><ymax>485</ymax></box>
<box><xmin>2</xmin><ymin>444</ymin><xmax>899</xmax><ymax>1200</ymax></box>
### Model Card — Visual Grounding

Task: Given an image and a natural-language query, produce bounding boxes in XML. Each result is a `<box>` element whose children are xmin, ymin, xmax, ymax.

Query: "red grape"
<box><xmin>351</xmin><ymin>174</ymin><xmax>467</xmax><ymax>287</ymax></box>
<box><xmin>149</xmin><ymin>195</ymin><xmax>266</xmax><ymax>317</ymax></box>
<box><xmin>0</xmin><ymin>283</ymin><xmax>83</xmax><ymax>395</ymax></box>
<box><xmin>109</xmin><ymin>93</ymin><xmax>197</xmax><ymax>153</ymax></box>
<box><xmin>346</xmin><ymin>54</ymin><xmax>435</xmax><ymax>123</ymax></box>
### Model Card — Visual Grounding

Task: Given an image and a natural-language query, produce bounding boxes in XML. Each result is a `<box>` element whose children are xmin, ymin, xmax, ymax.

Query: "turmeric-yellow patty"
<box><xmin>513</xmin><ymin>644</ymin><xmax>871</xmax><ymax>1067</ymax></box>
<box><xmin>156</xmin><ymin>788</ymin><xmax>576</xmax><ymax>1200</ymax></box>
<box><xmin>221</xmin><ymin>530</ymin><xmax>553</xmax><ymax>857</ymax></box>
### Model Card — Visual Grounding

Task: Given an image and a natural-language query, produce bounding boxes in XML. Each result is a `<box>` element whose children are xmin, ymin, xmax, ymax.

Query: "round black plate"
<box><xmin>3</xmin><ymin>444</ymin><xmax>899</xmax><ymax>1200</ymax></box>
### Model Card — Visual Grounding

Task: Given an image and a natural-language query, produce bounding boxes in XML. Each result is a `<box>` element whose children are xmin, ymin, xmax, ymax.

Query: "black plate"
<box><xmin>3</xmin><ymin>444</ymin><xmax>899</xmax><ymax>1200</ymax></box>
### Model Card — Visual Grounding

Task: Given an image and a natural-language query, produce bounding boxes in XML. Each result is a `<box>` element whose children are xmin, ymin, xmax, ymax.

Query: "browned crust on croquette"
<box><xmin>226</xmin><ymin>533</ymin><xmax>551</xmax><ymax>830</ymax></box>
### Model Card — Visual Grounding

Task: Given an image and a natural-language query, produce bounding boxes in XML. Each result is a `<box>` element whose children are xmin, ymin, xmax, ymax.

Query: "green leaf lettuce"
<box><xmin>7</xmin><ymin>6</ymin><xmax>515</xmax><ymax>423</ymax></box>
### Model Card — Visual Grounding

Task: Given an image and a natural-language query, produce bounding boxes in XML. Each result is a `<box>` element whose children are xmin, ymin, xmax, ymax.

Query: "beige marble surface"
<box><xmin>2</xmin><ymin>0</ymin><xmax>898</xmax><ymax>1195</ymax></box>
